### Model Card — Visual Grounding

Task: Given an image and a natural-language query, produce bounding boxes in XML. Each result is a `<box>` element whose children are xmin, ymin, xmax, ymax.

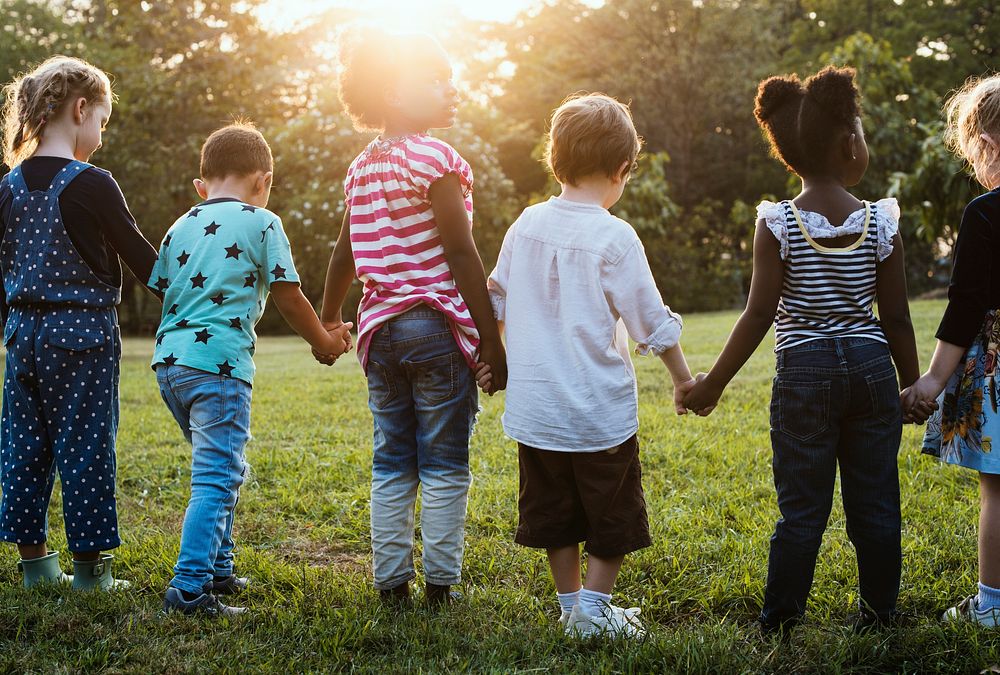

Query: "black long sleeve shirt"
<box><xmin>937</xmin><ymin>188</ymin><xmax>1000</xmax><ymax>348</ymax></box>
<box><xmin>0</xmin><ymin>156</ymin><xmax>158</xmax><ymax>309</ymax></box>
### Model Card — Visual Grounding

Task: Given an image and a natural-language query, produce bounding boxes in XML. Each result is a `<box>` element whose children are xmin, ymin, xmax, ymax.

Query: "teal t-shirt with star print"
<box><xmin>147</xmin><ymin>198</ymin><xmax>300</xmax><ymax>384</ymax></box>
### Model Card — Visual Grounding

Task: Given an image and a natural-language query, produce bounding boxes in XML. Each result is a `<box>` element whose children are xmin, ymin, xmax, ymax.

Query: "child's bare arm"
<box><xmin>430</xmin><ymin>174</ymin><xmax>507</xmax><ymax>391</ymax></box>
<box><xmin>660</xmin><ymin>343</ymin><xmax>696</xmax><ymax>415</ymax></box>
<box><xmin>875</xmin><ymin>234</ymin><xmax>920</xmax><ymax>387</ymax></box>
<box><xmin>684</xmin><ymin>222</ymin><xmax>783</xmax><ymax>414</ymax></box>
<box><xmin>320</xmin><ymin>208</ymin><xmax>357</xmax><ymax>331</ymax></box>
<box><xmin>271</xmin><ymin>281</ymin><xmax>351</xmax><ymax>359</ymax></box>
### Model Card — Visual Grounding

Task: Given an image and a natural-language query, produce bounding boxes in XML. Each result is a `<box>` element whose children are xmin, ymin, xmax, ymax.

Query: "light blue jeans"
<box><xmin>156</xmin><ymin>364</ymin><xmax>251</xmax><ymax>595</ymax></box>
<box><xmin>366</xmin><ymin>306</ymin><xmax>478</xmax><ymax>590</ymax></box>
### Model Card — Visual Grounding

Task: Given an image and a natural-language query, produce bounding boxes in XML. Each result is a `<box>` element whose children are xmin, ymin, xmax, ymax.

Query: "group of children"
<box><xmin>1</xmin><ymin>24</ymin><xmax>1000</xmax><ymax>636</ymax></box>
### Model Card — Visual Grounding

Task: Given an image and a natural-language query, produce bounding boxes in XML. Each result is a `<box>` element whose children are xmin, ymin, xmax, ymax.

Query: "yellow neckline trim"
<box><xmin>790</xmin><ymin>201</ymin><xmax>870</xmax><ymax>253</ymax></box>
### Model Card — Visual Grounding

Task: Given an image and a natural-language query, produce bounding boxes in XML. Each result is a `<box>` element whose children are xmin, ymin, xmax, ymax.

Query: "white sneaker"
<box><xmin>943</xmin><ymin>595</ymin><xmax>1000</xmax><ymax>626</ymax></box>
<box><xmin>558</xmin><ymin>609</ymin><xmax>572</xmax><ymax>628</ymax></box>
<box><xmin>565</xmin><ymin>602</ymin><xmax>646</xmax><ymax>638</ymax></box>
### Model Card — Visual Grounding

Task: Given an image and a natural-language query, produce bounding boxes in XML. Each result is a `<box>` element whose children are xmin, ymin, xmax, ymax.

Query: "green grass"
<box><xmin>1</xmin><ymin>298</ymin><xmax>998</xmax><ymax>672</ymax></box>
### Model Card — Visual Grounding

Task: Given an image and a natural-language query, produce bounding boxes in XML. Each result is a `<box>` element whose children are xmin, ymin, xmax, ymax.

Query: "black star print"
<box><xmin>162</xmin><ymin>234</ymin><xmax>172</xmax><ymax>248</ymax></box>
<box><xmin>224</xmin><ymin>243</ymin><xmax>244</xmax><ymax>260</ymax></box>
<box><xmin>217</xmin><ymin>360</ymin><xmax>235</xmax><ymax>377</ymax></box>
<box><xmin>243</xmin><ymin>272</ymin><xmax>257</xmax><ymax>288</ymax></box>
<box><xmin>271</xmin><ymin>264</ymin><xmax>287</xmax><ymax>280</ymax></box>
<box><xmin>194</xmin><ymin>328</ymin><xmax>213</xmax><ymax>344</ymax></box>
<box><xmin>190</xmin><ymin>272</ymin><xmax>207</xmax><ymax>288</ymax></box>
<box><xmin>156</xmin><ymin>334</ymin><xmax>165</xmax><ymax>346</ymax></box>
<box><xmin>241</xmin><ymin>204</ymin><xmax>257</xmax><ymax>213</ymax></box>
<box><xmin>187</xmin><ymin>207</ymin><xmax>202</xmax><ymax>218</ymax></box>
<box><xmin>249</xmin><ymin>340</ymin><xmax>256</xmax><ymax>354</ymax></box>
<box><xmin>176</xmin><ymin>319</ymin><xmax>190</xmax><ymax>328</ymax></box>
<box><xmin>210</xmin><ymin>292</ymin><xmax>227</xmax><ymax>306</ymax></box>
<box><xmin>168</xmin><ymin>303</ymin><xmax>179</xmax><ymax>315</ymax></box>
<box><xmin>176</xmin><ymin>250</ymin><xmax>190</xmax><ymax>266</ymax></box>
<box><xmin>229</xmin><ymin>317</ymin><xmax>242</xmax><ymax>329</ymax></box>
<box><xmin>204</xmin><ymin>221</ymin><xmax>221</xmax><ymax>236</ymax></box>
<box><xmin>153</xmin><ymin>276</ymin><xmax>169</xmax><ymax>292</ymax></box>
<box><xmin>260</xmin><ymin>222</ymin><xmax>275</xmax><ymax>242</ymax></box>
<box><xmin>163</xmin><ymin>353</ymin><xmax>178</xmax><ymax>366</ymax></box>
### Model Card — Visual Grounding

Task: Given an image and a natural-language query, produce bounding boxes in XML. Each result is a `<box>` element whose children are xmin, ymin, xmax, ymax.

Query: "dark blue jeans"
<box><xmin>760</xmin><ymin>337</ymin><xmax>902</xmax><ymax>628</ymax></box>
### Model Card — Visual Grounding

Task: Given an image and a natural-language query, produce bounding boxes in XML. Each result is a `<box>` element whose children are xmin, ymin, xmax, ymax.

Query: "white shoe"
<box><xmin>565</xmin><ymin>602</ymin><xmax>646</xmax><ymax>638</ymax></box>
<box><xmin>943</xmin><ymin>595</ymin><xmax>1000</xmax><ymax>626</ymax></box>
<box><xmin>558</xmin><ymin>609</ymin><xmax>572</xmax><ymax>628</ymax></box>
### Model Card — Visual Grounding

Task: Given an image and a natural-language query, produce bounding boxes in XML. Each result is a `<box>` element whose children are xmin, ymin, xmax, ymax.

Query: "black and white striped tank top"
<box><xmin>774</xmin><ymin>200</ymin><xmax>886</xmax><ymax>351</ymax></box>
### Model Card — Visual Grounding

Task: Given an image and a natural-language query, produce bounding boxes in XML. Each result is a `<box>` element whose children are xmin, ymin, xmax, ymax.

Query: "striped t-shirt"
<box><xmin>344</xmin><ymin>134</ymin><xmax>479</xmax><ymax>372</ymax></box>
<box><xmin>758</xmin><ymin>199</ymin><xmax>900</xmax><ymax>351</ymax></box>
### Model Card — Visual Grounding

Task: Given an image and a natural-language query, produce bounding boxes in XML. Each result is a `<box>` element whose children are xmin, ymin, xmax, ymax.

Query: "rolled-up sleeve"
<box><xmin>487</xmin><ymin>219</ymin><xmax>517</xmax><ymax>322</ymax></box>
<box><xmin>937</xmin><ymin>202</ymin><xmax>993</xmax><ymax>348</ymax></box>
<box><xmin>603</xmin><ymin>239</ymin><xmax>682</xmax><ymax>355</ymax></box>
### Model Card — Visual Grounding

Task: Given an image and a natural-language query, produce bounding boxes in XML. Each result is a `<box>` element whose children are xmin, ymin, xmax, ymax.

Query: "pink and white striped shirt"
<box><xmin>344</xmin><ymin>134</ymin><xmax>479</xmax><ymax>372</ymax></box>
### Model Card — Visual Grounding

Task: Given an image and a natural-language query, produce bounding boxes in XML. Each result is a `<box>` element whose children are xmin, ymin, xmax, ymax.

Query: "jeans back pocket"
<box><xmin>775</xmin><ymin>380</ymin><xmax>831</xmax><ymax>442</ymax></box>
<box><xmin>411</xmin><ymin>351</ymin><xmax>459</xmax><ymax>406</ymax></box>
<box><xmin>866</xmin><ymin>368</ymin><xmax>902</xmax><ymax>425</ymax></box>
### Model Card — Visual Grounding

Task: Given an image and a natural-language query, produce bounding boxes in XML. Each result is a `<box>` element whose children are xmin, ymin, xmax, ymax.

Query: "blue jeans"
<box><xmin>761</xmin><ymin>338</ymin><xmax>903</xmax><ymax>628</ymax></box>
<box><xmin>156</xmin><ymin>365</ymin><xmax>251</xmax><ymax>595</ymax></box>
<box><xmin>366</xmin><ymin>306</ymin><xmax>478</xmax><ymax>590</ymax></box>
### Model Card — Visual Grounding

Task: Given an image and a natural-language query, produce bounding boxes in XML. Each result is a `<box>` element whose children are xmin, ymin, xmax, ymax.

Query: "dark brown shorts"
<box><xmin>514</xmin><ymin>434</ymin><xmax>651</xmax><ymax>558</ymax></box>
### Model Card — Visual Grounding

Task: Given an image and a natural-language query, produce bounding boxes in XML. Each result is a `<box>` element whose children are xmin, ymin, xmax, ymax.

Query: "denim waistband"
<box><xmin>779</xmin><ymin>336</ymin><xmax>883</xmax><ymax>352</ymax></box>
<box><xmin>390</xmin><ymin>305</ymin><xmax>446</xmax><ymax>322</ymax></box>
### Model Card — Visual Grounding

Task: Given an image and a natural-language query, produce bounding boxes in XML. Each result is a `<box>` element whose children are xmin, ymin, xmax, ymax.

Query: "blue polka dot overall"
<box><xmin>0</xmin><ymin>160</ymin><xmax>123</xmax><ymax>553</ymax></box>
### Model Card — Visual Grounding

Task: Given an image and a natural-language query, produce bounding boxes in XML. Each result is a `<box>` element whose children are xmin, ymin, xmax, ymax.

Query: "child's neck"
<box><xmin>559</xmin><ymin>180</ymin><xmax>616</xmax><ymax>210</ymax></box>
<box><xmin>799</xmin><ymin>175</ymin><xmax>851</xmax><ymax>196</ymax></box>
<box><xmin>381</xmin><ymin>119</ymin><xmax>428</xmax><ymax>139</ymax></box>
<box><xmin>32</xmin><ymin>126</ymin><xmax>79</xmax><ymax>161</ymax></box>
<box><xmin>202</xmin><ymin>177</ymin><xmax>255</xmax><ymax>204</ymax></box>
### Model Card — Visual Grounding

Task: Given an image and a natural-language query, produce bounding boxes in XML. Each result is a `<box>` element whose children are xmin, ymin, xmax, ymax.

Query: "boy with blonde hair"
<box><xmin>478</xmin><ymin>94</ymin><xmax>694</xmax><ymax>637</ymax></box>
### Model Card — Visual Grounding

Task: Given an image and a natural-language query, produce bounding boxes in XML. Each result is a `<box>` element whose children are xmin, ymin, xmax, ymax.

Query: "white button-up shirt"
<box><xmin>488</xmin><ymin>196</ymin><xmax>683</xmax><ymax>452</ymax></box>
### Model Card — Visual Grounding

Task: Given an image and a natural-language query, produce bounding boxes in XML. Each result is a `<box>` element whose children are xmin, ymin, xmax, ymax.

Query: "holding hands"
<box><xmin>682</xmin><ymin>373</ymin><xmax>721</xmax><ymax>417</ymax></box>
<box><xmin>312</xmin><ymin>321</ymin><xmax>354</xmax><ymax>366</ymax></box>
<box><xmin>899</xmin><ymin>373</ymin><xmax>942</xmax><ymax>425</ymax></box>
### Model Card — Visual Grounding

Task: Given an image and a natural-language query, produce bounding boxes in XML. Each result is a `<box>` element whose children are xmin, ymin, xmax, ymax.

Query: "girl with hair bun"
<box><xmin>685</xmin><ymin>66</ymin><xmax>928</xmax><ymax>633</ymax></box>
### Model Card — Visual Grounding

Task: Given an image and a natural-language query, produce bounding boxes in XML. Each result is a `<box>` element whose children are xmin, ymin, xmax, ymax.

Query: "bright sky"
<box><xmin>255</xmin><ymin>0</ymin><xmax>596</xmax><ymax>31</ymax></box>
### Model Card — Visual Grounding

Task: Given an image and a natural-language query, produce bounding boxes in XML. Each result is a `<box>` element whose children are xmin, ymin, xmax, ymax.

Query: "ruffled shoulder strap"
<box><xmin>871</xmin><ymin>197</ymin><xmax>900</xmax><ymax>262</ymax></box>
<box><xmin>756</xmin><ymin>200</ymin><xmax>789</xmax><ymax>260</ymax></box>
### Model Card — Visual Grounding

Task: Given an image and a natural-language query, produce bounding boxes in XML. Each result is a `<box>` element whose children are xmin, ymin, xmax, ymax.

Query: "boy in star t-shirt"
<box><xmin>149</xmin><ymin>122</ymin><xmax>352</xmax><ymax>617</ymax></box>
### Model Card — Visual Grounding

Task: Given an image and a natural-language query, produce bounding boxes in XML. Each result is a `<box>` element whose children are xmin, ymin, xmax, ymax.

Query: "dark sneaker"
<box><xmin>379</xmin><ymin>582</ymin><xmax>410</xmax><ymax>606</ymax></box>
<box><xmin>426</xmin><ymin>583</ymin><xmax>463</xmax><ymax>606</ymax></box>
<box><xmin>163</xmin><ymin>586</ymin><xmax>247</xmax><ymax>617</ymax></box>
<box><xmin>209</xmin><ymin>574</ymin><xmax>249</xmax><ymax>596</ymax></box>
<box><xmin>851</xmin><ymin>608</ymin><xmax>902</xmax><ymax>633</ymax></box>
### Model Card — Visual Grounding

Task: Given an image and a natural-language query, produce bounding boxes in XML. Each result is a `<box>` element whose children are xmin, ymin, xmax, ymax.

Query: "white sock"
<box><xmin>978</xmin><ymin>581</ymin><xmax>1000</xmax><ymax>611</ymax></box>
<box><xmin>578</xmin><ymin>588</ymin><xmax>612</xmax><ymax>617</ymax></box>
<box><xmin>557</xmin><ymin>589</ymin><xmax>580</xmax><ymax>614</ymax></box>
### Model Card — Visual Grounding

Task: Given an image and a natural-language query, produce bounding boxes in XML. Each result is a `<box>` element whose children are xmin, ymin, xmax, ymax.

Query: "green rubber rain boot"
<box><xmin>18</xmin><ymin>551</ymin><xmax>73</xmax><ymax>588</ymax></box>
<box><xmin>71</xmin><ymin>554</ymin><xmax>131</xmax><ymax>591</ymax></box>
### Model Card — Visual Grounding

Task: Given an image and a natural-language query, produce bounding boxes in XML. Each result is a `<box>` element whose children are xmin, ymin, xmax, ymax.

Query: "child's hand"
<box><xmin>477</xmin><ymin>338</ymin><xmax>507</xmax><ymax>395</ymax></box>
<box><xmin>673</xmin><ymin>377</ymin><xmax>697</xmax><ymax>415</ymax></box>
<box><xmin>683</xmin><ymin>372</ymin><xmax>722</xmax><ymax>417</ymax></box>
<box><xmin>474</xmin><ymin>362</ymin><xmax>494</xmax><ymax>395</ymax></box>
<box><xmin>322</xmin><ymin>321</ymin><xmax>353</xmax><ymax>353</ymax></box>
<box><xmin>312</xmin><ymin>321</ymin><xmax>354</xmax><ymax>366</ymax></box>
<box><xmin>900</xmin><ymin>374</ymin><xmax>942</xmax><ymax>424</ymax></box>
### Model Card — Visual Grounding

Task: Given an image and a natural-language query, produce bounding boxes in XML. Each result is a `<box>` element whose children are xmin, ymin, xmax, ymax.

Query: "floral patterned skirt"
<box><xmin>923</xmin><ymin>310</ymin><xmax>1000</xmax><ymax>473</ymax></box>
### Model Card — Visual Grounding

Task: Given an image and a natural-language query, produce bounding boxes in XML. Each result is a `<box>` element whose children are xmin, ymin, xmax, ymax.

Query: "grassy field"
<box><xmin>2</xmin><ymin>298</ymin><xmax>999</xmax><ymax>672</ymax></box>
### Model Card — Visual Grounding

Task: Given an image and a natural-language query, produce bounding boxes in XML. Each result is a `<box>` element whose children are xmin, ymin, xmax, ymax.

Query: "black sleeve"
<box><xmin>936</xmin><ymin>200</ymin><xmax>994</xmax><ymax>348</ymax></box>
<box><xmin>0</xmin><ymin>175</ymin><xmax>10</xmax><ymax>326</ymax></box>
<box><xmin>83</xmin><ymin>171</ymin><xmax>159</xmax><ymax>287</ymax></box>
